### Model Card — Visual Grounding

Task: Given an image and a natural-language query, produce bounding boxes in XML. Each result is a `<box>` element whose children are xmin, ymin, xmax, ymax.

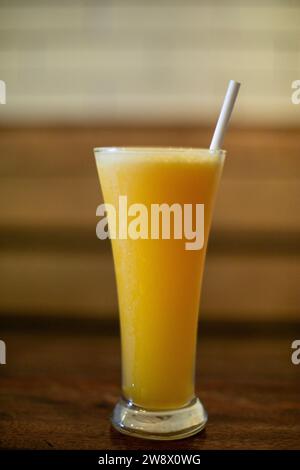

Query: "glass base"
<box><xmin>111</xmin><ymin>396</ymin><xmax>207</xmax><ymax>441</ymax></box>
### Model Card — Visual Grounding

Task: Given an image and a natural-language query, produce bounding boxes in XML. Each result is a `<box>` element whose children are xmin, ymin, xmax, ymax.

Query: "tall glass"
<box><xmin>95</xmin><ymin>147</ymin><xmax>225</xmax><ymax>440</ymax></box>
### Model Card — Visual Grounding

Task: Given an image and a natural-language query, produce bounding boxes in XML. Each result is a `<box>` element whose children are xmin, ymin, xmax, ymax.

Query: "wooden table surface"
<box><xmin>0</xmin><ymin>324</ymin><xmax>300</xmax><ymax>450</ymax></box>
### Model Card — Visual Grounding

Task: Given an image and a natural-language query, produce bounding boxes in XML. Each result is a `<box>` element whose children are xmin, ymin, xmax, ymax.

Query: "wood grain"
<box><xmin>0</xmin><ymin>328</ymin><xmax>299</xmax><ymax>450</ymax></box>
<box><xmin>0</xmin><ymin>251</ymin><xmax>299</xmax><ymax>319</ymax></box>
<box><xmin>1</xmin><ymin>127</ymin><xmax>299</xmax><ymax>179</ymax></box>
<box><xmin>1</xmin><ymin>177</ymin><xmax>299</xmax><ymax>232</ymax></box>
<box><xmin>1</xmin><ymin>126</ymin><xmax>299</xmax><ymax>232</ymax></box>
<box><xmin>0</xmin><ymin>126</ymin><xmax>299</xmax><ymax>320</ymax></box>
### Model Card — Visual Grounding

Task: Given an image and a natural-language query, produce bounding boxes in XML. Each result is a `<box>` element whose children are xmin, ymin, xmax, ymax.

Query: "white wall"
<box><xmin>0</xmin><ymin>0</ymin><xmax>299</xmax><ymax>125</ymax></box>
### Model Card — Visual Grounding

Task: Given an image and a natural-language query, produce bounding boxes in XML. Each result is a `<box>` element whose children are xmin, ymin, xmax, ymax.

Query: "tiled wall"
<box><xmin>0</xmin><ymin>0</ymin><xmax>299</xmax><ymax>124</ymax></box>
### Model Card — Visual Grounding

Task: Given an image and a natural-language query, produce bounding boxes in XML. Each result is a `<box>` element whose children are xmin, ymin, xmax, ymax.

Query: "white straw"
<box><xmin>210</xmin><ymin>80</ymin><xmax>240</xmax><ymax>152</ymax></box>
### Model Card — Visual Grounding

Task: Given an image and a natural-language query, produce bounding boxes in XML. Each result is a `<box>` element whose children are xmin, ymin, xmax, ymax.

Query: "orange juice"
<box><xmin>96</xmin><ymin>147</ymin><xmax>225</xmax><ymax>410</ymax></box>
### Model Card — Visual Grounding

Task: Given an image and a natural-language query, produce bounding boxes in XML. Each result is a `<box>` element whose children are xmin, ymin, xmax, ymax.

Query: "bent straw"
<box><xmin>210</xmin><ymin>80</ymin><xmax>241</xmax><ymax>152</ymax></box>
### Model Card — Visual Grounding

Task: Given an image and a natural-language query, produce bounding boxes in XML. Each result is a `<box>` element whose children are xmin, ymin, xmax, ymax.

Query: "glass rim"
<box><xmin>94</xmin><ymin>146</ymin><xmax>226</xmax><ymax>157</ymax></box>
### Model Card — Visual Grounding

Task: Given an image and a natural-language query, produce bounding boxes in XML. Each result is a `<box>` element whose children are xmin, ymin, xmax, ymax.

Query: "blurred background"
<box><xmin>0</xmin><ymin>0</ymin><xmax>299</xmax><ymax>327</ymax></box>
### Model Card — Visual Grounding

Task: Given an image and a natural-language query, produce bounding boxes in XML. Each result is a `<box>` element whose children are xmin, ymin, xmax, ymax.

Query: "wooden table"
<box><xmin>0</xmin><ymin>323</ymin><xmax>300</xmax><ymax>450</ymax></box>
